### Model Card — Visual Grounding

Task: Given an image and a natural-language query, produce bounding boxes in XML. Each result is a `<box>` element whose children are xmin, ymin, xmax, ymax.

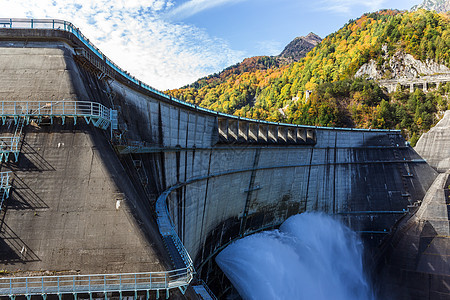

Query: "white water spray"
<box><xmin>216</xmin><ymin>212</ymin><xmax>375</xmax><ymax>300</ymax></box>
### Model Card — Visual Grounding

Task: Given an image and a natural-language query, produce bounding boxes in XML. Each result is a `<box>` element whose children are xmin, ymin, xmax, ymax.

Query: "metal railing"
<box><xmin>0</xmin><ymin>171</ymin><xmax>12</xmax><ymax>211</ymax></box>
<box><xmin>0</xmin><ymin>18</ymin><xmax>402</xmax><ymax>133</ymax></box>
<box><xmin>0</xmin><ymin>101</ymin><xmax>115</xmax><ymax>130</ymax></box>
<box><xmin>156</xmin><ymin>186</ymin><xmax>195</xmax><ymax>280</ymax></box>
<box><xmin>0</xmin><ymin>269</ymin><xmax>192</xmax><ymax>297</ymax></box>
<box><xmin>0</xmin><ymin>171</ymin><xmax>11</xmax><ymax>190</ymax></box>
<box><xmin>0</xmin><ymin>137</ymin><xmax>20</xmax><ymax>162</ymax></box>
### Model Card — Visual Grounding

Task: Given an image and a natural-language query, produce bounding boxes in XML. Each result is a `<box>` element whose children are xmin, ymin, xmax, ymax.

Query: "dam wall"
<box><xmin>0</xmin><ymin>20</ymin><xmax>440</xmax><ymax>298</ymax></box>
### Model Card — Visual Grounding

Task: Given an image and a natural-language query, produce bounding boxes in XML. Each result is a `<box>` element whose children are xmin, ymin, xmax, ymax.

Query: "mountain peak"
<box><xmin>411</xmin><ymin>0</ymin><xmax>450</xmax><ymax>12</ymax></box>
<box><xmin>279</xmin><ymin>33</ymin><xmax>322</xmax><ymax>62</ymax></box>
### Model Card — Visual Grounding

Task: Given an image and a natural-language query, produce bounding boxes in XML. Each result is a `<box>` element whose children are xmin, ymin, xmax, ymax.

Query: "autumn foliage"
<box><xmin>168</xmin><ymin>10</ymin><xmax>450</xmax><ymax>144</ymax></box>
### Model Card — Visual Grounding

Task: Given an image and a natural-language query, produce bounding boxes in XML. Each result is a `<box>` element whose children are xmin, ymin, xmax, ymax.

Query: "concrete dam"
<box><xmin>0</xmin><ymin>19</ymin><xmax>445</xmax><ymax>299</ymax></box>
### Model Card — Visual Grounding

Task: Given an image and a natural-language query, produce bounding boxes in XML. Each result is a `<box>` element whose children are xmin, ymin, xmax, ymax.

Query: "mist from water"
<box><xmin>216</xmin><ymin>212</ymin><xmax>375</xmax><ymax>300</ymax></box>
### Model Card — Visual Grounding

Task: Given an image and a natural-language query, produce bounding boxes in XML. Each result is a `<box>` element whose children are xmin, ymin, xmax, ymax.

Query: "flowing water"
<box><xmin>216</xmin><ymin>212</ymin><xmax>375</xmax><ymax>300</ymax></box>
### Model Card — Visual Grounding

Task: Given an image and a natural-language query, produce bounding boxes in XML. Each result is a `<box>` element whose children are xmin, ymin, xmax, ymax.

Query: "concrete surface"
<box><xmin>416</xmin><ymin>110</ymin><xmax>450</xmax><ymax>172</ymax></box>
<box><xmin>0</xmin><ymin>42</ymin><xmax>170</xmax><ymax>277</ymax></box>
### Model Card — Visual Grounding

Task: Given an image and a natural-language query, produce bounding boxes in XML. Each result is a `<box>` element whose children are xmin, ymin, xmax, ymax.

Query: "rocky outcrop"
<box><xmin>411</xmin><ymin>0</ymin><xmax>450</xmax><ymax>13</ymax></box>
<box><xmin>279</xmin><ymin>32</ymin><xmax>322</xmax><ymax>62</ymax></box>
<box><xmin>355</xmin><ymin>48</ymin><xmax>450</xmax><ymax>80</ymax></box>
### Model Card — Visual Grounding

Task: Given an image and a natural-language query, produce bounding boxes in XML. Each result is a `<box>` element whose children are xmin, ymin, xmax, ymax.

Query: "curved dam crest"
<box><xmin>0</xmin><ymin>19</ymin><xmax>444</xmax><ymax>299</ymax></box>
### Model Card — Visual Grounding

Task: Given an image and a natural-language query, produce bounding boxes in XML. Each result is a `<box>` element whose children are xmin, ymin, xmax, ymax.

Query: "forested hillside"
<box><xmin>168</xmin><ymin>9</ymin><xmax>450</xmax><ymax>145</ymax></box>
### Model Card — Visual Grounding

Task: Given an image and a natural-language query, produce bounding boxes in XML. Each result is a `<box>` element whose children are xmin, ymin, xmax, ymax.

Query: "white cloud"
<box><xmin>0</xmin><ymin>0</ymin><xmax>245</xmax><ymax>90</ymax></box>
<box><xmin>317</xmin><ymin>0</ymin><xmax>387</xmax><ymax>14</ymax></box>
<box><xmin>256</xmin><ymin>40</ymin><xmax>284</xmax><ymax>56</ymax></box>
<box><xmin>166</xmin><ymin>0</ymin><xmax>246</xmax><ymax>20</ymax></box>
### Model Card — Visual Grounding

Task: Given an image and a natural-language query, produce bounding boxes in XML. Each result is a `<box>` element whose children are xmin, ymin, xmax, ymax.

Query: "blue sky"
<box><xmin>1</xmin><ymin>0</ymin><xmax>420</xmax><ymax>90</ymax></box>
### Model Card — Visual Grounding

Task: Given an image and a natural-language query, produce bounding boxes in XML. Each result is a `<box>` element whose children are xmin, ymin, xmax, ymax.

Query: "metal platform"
<box><xmin>0</xmin><ymin>101</ymin><xmax>117</xmax><ymax>130</ymax></box>
<box><xmin>0</xmin><ymin>270</ymin><xmax>192</xmax><ymax>299</ymax></box>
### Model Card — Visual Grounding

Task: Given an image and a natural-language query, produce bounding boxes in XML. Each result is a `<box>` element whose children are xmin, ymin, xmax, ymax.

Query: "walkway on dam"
<box><xmin>0</xmin><ymin>100</ymin><xmax>117</xmax><ymax>164</ymax></box>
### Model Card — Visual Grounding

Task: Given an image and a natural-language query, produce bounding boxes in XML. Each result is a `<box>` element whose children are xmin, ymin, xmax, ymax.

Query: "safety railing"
<box><xmin>0</xmin><ymin>137</ymin><xmax>20</xmax><ymax>162</ymax></box>
<box><xmin>0</xmin><ymin>269</ymin><xmax>193</xmax><ymax>297</ymax></box>
<box><xmin>0</xmin><ymin>171</ymin><xmax>12</xmax><ymax>212</ymax></box>
<box><xmin>0</xmin><ymin>101</ymin><xmax>115</xmax><ymax>130</ymax></box>
<box><xmin>0</xmin><ymin>18</ymin><xmax>402</xmax><ymax>133</ymax></box>
<box><xmin>156</xmin><ymin>186</ymin><xmax>195</xmax><ymax>275</ymax></box>
<box><xmin>0</xmin><ymin>171</ymin><xmax>11</xmax><ymax>191</ymax></box>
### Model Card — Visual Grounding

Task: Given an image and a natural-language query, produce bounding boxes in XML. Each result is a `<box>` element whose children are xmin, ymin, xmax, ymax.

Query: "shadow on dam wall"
<box><xmin>0</xmin><ymin>26</ymin><xmax>442</xmax><ymax>299</ymax></box>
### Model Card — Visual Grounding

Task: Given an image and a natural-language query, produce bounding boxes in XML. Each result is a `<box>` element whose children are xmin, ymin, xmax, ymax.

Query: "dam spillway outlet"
<box><xmin>216</xmin><ymin>212</ymin><xmax>375</xmax><ymax>300</ymax></box>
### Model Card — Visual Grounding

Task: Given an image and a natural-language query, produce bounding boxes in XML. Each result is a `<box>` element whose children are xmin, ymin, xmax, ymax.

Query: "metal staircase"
<box><xmin>0</xmin><ymin>171</ymin><xmax>11</xmax><ymax>212</ymax></box>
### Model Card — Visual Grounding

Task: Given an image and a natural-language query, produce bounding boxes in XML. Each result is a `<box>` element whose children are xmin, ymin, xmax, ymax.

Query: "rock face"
<box><xmin>355</xmin><ymin>49</ymin><xmax>450</xmax><ymax>80</ymax></box>
<box><xmin>279</xmin><ymin>32</ymin><xmax>322</xmax><ymax>62</ymax></box>
<box><xmin>411</xmin><ymin>0</ymin><xmax>450</xmax><ymax>12</ymax></box>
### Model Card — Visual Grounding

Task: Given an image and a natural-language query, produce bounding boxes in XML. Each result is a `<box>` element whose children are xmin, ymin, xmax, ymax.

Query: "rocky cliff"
<box><xmin>411</xmin><ymin>0</ymin><xmax>450</xmax><ymax>12</ymax></box>
<box><xmin>355</xmin><ymin>47</ymin><xmax>450</xmax><ymax>80</ymax></box>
